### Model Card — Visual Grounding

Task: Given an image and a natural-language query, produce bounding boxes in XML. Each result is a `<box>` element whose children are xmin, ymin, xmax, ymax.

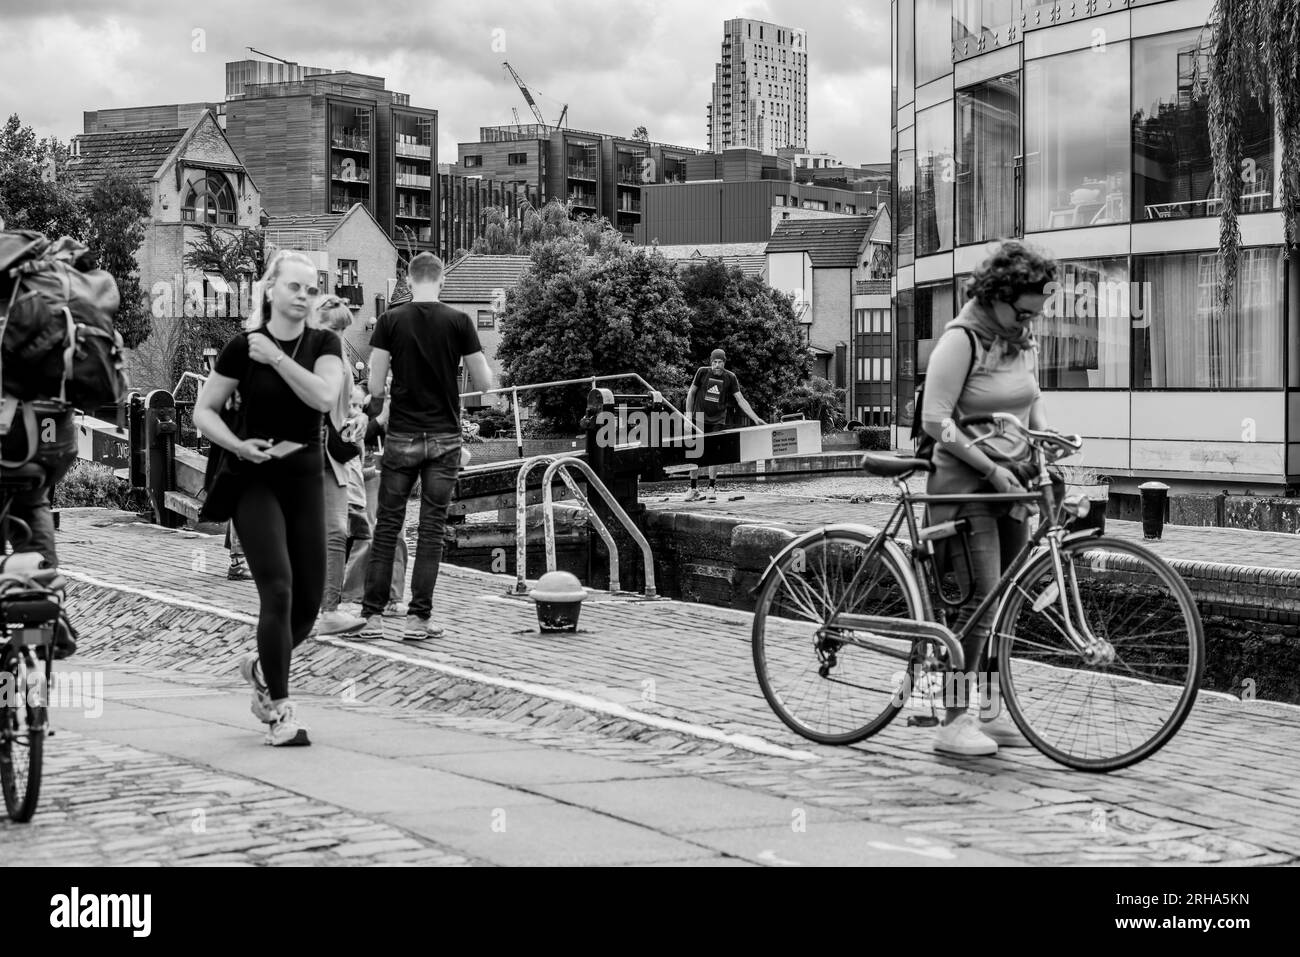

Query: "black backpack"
<box><xmin>910</xmin><ymin>327</ymin><xmax>978</xmax><ymax>460</ymax></box>
<box><xmin>0</xmin><ymin>229</ymin><xmax>128</xmax><ymax>410</ymax></box>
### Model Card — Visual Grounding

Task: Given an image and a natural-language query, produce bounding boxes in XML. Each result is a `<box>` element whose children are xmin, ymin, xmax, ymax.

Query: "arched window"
<box><xmin>182</xmin><ymin>176</ymin><xmax>236</xmax><ymax>225</ymax></box>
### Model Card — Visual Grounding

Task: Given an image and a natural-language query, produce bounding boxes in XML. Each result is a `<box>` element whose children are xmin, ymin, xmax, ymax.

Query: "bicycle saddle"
<box><xmin>860</xmin><ymin>453</ymin><xmax>934</xmax><ymax>477</ymax></box>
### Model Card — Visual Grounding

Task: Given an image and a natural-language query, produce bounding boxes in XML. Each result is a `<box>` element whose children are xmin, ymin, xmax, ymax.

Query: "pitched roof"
<box><xmin>439</xmin><ymin>254</ymin><xmax>533</xmax><ymax>304</ymax></box>
<box><xmin>765</xmin><ymin>214</ymin><xmax>877</xmax><ymax>268</ymax></box>
<box><xmin>651</xmin><ymin>242</ymin><xmax>768</xmax><ymax>259</ymax></box>
<box><xmin>669</xmin><ymin>254</ymin><xmax>768</xmax><ymax>281</ymax></box>
<box><xmin>266</xmin><ymin>212</ymin><xmax>348</xmax><ymax>238</ymax></box>
<box><xmin>66</xmin><ymin>127</ymin><xmax>186</xmax><ymax>196</ymax></box>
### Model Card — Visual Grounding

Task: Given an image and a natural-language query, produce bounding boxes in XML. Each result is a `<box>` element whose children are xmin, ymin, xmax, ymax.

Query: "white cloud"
<box><xmin>3</xmin><ymin>0</ymin><xmax>892</xmax><ymax>166</ymax></box>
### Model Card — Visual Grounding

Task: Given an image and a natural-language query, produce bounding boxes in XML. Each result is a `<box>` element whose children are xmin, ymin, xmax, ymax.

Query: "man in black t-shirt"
<box><xmin>358</xmin><ymin>253</ymin><xmax>497</xmax><ymax>639</ymax></box>
<box><xmin>684</xmin><ymin>348</ymin><xmax>764</xmax><ymax>501</ymax></box>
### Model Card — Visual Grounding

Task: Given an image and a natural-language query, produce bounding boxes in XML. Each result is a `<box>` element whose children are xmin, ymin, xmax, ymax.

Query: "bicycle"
<box><xmin>0</xmin><ymin>461</ymin><xmax>72</xmax><ymax>821</ymax></box>
<box><xmin>751</xmin><ymin>412</ymin><xmax>1204</xmax><ymax>772</ymax></box>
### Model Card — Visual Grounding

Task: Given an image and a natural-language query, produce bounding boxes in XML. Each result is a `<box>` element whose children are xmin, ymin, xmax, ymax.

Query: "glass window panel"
<box><xmin>896</xmin><ymin>289</ymin><xmax>916</xmax><ymax>426</ymax></box>
<box><xmin>916</xmin><ymin>102</ymin><xmax>955</xmax><ymax>255</ymax></box>
<box><xmin>1024</xmin><ymin>44</ymin><xmax>1131</xmax><ymax>232</ymax></box>
<box><xmin>1133</xmin><ymin>28</ymin><xmax>1274</xmax><ymax>220</ymax></box>
<box><xmin>1035</xmin><ymin>257</ymin><xmax>1130</xmax><ymax>389</ymax></box>
<box><xmin>953</xmin><ymin>0</ymin><xmax>1019</xmax><ymax>43</ymax></box>
<box><xmin>956</xmin><ymin>72</ymin><xmax>1019</xmax><ymax>245</ymax></box>
<box><xmin>897</xmin><ymin>149</ymin><xmax>916</xmax><ymax>266</ymax></box>
<box><xmin>916</xmin><ymin>0</ymin><xmax>953</xmax><ymax>85</ymax></box>
<box><xmin>899</xmin><ymin>0</ymin><xmax>915</xmax><ymax>105</ymax></box>
<box><xmin>915</xmin><ymin>280</ymin><xmax>957</xmax><ymax>373</ymax></box>
<box><xmin>1132</xmin><ymin>248</ymin><xmax>1286</xmax><ymax>389</ymax></box>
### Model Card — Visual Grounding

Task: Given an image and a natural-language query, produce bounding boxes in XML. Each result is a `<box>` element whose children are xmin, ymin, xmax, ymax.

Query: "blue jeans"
<box><xmin>362</xmin><ymin>431</ymin><xmax>461</xmax><ymax>620</ymax></box>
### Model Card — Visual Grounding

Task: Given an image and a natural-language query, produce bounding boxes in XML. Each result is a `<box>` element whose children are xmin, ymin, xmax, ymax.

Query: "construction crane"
<box><xmin>246</xmin><ymin>46</ymin><xmax>294</xmax><ymax>64</ymax></box>
<box><xmin>511</xmin><ymin>107</ymin><xmax>521</xmax><ymax>126</ymax></box>
<box><xmin>503</xmin><ymin>61</ymin><xmax>547</xmax><ymax>126</ymax></box>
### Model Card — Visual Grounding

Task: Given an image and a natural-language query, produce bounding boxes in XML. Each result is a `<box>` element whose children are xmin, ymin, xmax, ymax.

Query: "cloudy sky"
<box><xmin>1</xmin><ymin>0</ymin><xmax>892</xmax><ymax>164</ymax></box>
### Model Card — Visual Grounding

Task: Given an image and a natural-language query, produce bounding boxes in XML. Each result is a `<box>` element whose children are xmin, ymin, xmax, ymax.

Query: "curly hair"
<box><xmin>963</xmin><ymin>240</ymin><xmax>1058</xmax><ymax>306</ymax></box>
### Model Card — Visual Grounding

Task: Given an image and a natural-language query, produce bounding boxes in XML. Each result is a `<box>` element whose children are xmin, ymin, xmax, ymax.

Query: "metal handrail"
<box><xmin>513</xmin><ymin>455</ymin><xmax>563</xmax><ymax>595</ymax></box>
<box><xmin>542</xmin><ymin>456</ymin><xmax>657</xmax><ymax>598</ymax></box>
<box><xmin>173</xmin><ymin>371</ymin><xmax>208</xmax><ymax>400</ymax></box>
<box><xmin>546</xmin><ymin>464</ymin><xmax>622</xmax><ymax>592</ymax></box>
<box><xmin>461</xmin><ymin>372</ymin><xmax>704</xmax><ymax>460</ymax></box>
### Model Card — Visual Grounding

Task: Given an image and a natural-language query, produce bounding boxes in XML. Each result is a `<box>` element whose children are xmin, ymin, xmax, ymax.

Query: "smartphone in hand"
<box><xmin>264</xmin><ymin>440</ymin><xmax>306</xmax><ymax>459</ymax></box>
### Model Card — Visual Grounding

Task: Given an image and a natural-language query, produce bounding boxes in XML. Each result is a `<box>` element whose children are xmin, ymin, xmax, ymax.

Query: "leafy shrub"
<box><xmin>857</xmin><ymin>428</ymin><xmax>893</xmax><ymax>451</ymax></box>
<box><xmin>52</xmin><ymin>461</ymin><xmax>149</xmax><ymax>511</ymax></box>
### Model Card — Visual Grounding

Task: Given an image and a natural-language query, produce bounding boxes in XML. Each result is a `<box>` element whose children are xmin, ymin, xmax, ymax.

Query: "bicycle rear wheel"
<box><xmin>752</xmin><ymin>529</ymin><xmax>923</xmax><ymax>745</ymax></box>
<box><xmin>993</xmin><ymin>536</ymin><xmax>1203</xmax><ymax>772</ymax></box>
<box><xmin>0</xmin><ymin>644</ymin><xmax>46</xmax><ymax>822</ymax></box>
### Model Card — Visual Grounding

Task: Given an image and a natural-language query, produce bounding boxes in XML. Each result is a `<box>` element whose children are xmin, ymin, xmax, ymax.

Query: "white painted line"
<box><xmin>314</xmin><ymin>637</ymin><xmax>820</xmax><ymax>763</ymax></box>
<box><xmin>59</xmin><ymin>567</ymin><xmax>258</xmax><ymax>626</ymax></box>
<box><xmin>59</xmin><ymin>566</ymin><xmax>822</xmax><ymax>763</ymax></box>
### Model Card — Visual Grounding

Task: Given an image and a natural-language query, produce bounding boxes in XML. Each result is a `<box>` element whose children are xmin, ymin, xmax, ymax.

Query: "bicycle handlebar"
<box><xmin>957</xmin><ymin>412</ymin><xmax>1083</xmax><ymax>455</ymax></box>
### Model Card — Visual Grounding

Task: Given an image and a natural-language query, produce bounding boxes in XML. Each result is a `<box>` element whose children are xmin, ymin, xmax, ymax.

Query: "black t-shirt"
<box><xmin>215</xmin><ymin>327</ymin><xmax>343</xmax><ymax>470</ymax></box>
<box><xmin>692</xmin><ymin>367</ymin><xmax>740</xmax><ymax>425</ymax></box>
<box><xmin>369</xmin><ymin>302</ymin><xmax>482</xmax><ymax>435</ymax></box>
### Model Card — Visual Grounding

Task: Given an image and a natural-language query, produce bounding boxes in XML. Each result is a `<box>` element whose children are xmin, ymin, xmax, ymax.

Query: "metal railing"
<box><xmin>511</xmin><ymin>455</ymin><xmax>657</xmax><ymax>598</ymax></box>
<box><xmin>460</xmin><ymin>371</ymin><xmax>704</xmax><ymax>461</ymax></box>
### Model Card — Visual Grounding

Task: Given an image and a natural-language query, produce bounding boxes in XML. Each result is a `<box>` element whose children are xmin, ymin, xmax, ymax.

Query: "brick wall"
<box><xmin>327</xmin><ymin>210</ymin><xmax>398</xmax><ymax>366</ymax></box>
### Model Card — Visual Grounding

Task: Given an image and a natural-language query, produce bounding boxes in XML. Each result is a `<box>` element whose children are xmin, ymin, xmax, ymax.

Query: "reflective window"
<box><xmin>1132</xmin><ymin>247</ymin><xmax>1286</xmax><ymax>389</ymax></box>
<box><xmin>953</xmin><ymin>0</ymin><xmax>1020</xmax><ymax>43</ymax></box>
<box><xmin>1133</xmin><ymin>28</ymin><xmax>1274</xmax><ymax>220</ymax></box>
<box><xmin>1034</xmin><ymin>257</ymin><xmax>1130</xmax><ymax>389</ymax></box>
<box><xmin>915</xmin><ymin>0</ymin><xmax>953</xmax><ymax>85</ymax></box>
<box><xmin>898</xmin><ymin>0</ymin><xmax>915</xmax><ymax>105</ymax></box>
<box><xmin>916</xmin><ymin>102</ymin><xmax>955</xmax><ymax>255</ymax></box>
<box><xmin>1024</xmin><ymin>44</ymin><xmax>1131</xmax><ymax>232</ymax></box>
<box><xmin>897</xmin><ymin>148</ymin><xmax>916</xmax><ymax>267</ymax></box>
<box><xmin>915</xmin><ymin>280</ymin><xmax>957</xmax><ymax>373</ymax></box>
<box><xmin>895</xmin><ymin>289</ymin><xmax>916</xmax><ymax>426</ymax></box>
<box><xmin>956</xmin><ymin>73</ymin><xmax>1019</xmax><ymax>245</ymax></box>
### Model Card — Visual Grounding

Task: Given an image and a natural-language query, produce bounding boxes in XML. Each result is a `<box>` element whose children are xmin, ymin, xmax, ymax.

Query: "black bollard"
<box><xmin>1139</xmin><ymin>481</ymin><xmax>1170</xmax><ymax>540</ymax></box>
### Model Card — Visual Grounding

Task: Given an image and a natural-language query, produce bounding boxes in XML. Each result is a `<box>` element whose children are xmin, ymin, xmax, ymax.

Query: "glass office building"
<box><xmin>892</xmin><ymin>0</ymin><xmax>1299</xmax><ymax>490</ymax></box>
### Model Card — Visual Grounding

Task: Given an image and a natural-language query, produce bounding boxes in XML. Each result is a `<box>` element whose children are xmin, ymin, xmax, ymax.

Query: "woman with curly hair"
<box><xmin>920</xmin><ymin>239</ymin><xmax>1057</xmax><ymax>757</ymax></box>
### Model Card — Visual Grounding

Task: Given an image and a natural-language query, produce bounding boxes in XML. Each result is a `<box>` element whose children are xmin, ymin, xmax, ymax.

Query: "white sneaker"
<box><xmin>264</xmin><ymin>700</ymin><xmax>311</xmax><ymax>747</ymax></box>
<box><xmin>933</xmin><ymin>713</ymin><xmax>998</xmax><ymax>756</ymax></box>
<box><xmin>238</xmin><ymin>652</ymin><xmax>274</xmax><ymax>724</ymax></box>
<box><xmin>979</xmin><ymin>710</ymin><xmax>1031</xmax><ymax>748</ymax></box>
<box><xmin>315</xmin><ymin>610</ymin><xmax>366</xmax><ymax>636</ymax></box>
<box><xmin>684</xmin><ymin>488</ymin><xmax>703</xmax><ymax>502</ymax></box>
<box><xmin>382</xmin><ymin>600</ymin><xmax>408</xmax><ymax>618</ymax></box>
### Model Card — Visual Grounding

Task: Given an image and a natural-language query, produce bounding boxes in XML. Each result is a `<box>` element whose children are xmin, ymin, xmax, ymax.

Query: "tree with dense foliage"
<box><xmin>174</xmin><ymin>225</ymin><xmax>266</xmax><ymax>383</ymax></box>
<box><xmin>632</xmin><ymin>126</ymin><xmax>649</xmax><ymax>142</ymax></box>
<box><xmin>496</xmin><ymin>236</ymin><xmax>693</xmax><ymax>430</ymax></box>
<box><xmin>0</xmin><ymin>114</ymin><xmax>84</xmax><ymax>240</ymax></box>
<box><xmin>473</xmin><ymin>200</ymin><xmax>619</xmax><ymax>255</ymax></box>
<box><xmin>83</xmin><ymin>172</ymin><xmax>152</xmax><ymax>348</ymax></box>
<box><xmin>675</xmin><ymin>258</ymin><xmax>811</xmax><ymax>422</ymax></box>
<box><xmin>1207</xmin><ymin>0</ymin><xmax>1299</xmax><ymax>306</ymax></box>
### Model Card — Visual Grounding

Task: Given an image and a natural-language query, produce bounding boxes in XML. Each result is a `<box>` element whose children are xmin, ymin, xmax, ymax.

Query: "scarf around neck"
<box><xmin>945</xmin><ymin>297</ymin><xmax>1037</xmax><ymax>364</ymax></box>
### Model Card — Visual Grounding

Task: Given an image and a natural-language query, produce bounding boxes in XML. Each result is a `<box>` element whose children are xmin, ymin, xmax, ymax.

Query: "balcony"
<box><xmin>396</xmin><ymin>203</ymin><xmax>432</xmax><ymax>220</ymax></box>
<box><xmin>567</xmin><ymin>164</ymin><xmax>597</xmax><ymax>181</ymax></box>
<box><xmin>618</xmin><ymin>198</ymin><xmax>642</xmax><ymax>213</ymax></box>
<box><xmin>331</xmin><ymin>165</ymin><xmax>371</xmax><ymax>183</ymax></box>
<box><xmin>395</xmin><ymin>172</ymin><xmax>432</xmax><ymax>189</ymax></box>
<box><xmin>616</xmin><ymin>167</ymin><xmax>643</xmax><ymax>185</ymax></box>
<box><xmin>396</xmin><ymin>141</ymin><xmax>432</xmax><ymax>159</ymax></box>
<box><xmin>334</xmin><ymin>284</ymin><xmax>364</xmax><ymax>307</ymax></box>
<box><xmin>567</xmin><ymin>192</ymin><xmax>597</xmax><ymax>208</ymax></box>
<box><xmin>331</xmin><ymin>133</ymin><xmax>370</xmax><ymax>152</ymax></box>
<box><xmin>330</xmin><ymin>192</ymin><xmax>366</xmax><ymax>213</ymax></box>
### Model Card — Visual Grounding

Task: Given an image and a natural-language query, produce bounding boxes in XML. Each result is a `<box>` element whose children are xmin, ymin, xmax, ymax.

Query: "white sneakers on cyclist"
<box><xmin>933</xmin><ymin>713</ymin><xmax>998</xmax><ymax>756</ymax></box>
<box><xmin>979</xmin><ymin>710</ymin><xmax>1031</xmax><ymax>747</ymax></box>
<box><xmin>238</xmin><ymin>651</ymin><xmax>274</xmax><ymax>724</ymax></box>
<box><xmin>265</xmin><ymin>700</ymin><xmax>311</xmax><ymax>747</ymax></box>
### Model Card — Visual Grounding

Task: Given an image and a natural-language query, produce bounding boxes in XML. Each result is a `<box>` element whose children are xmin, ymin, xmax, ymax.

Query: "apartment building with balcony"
<box><xmin>223</xmin><ymin>71</ymin><xmax>438</xmax><ymax>257</ymax></box>
<box><xmin>892</xmin><ymin>0</ymin><xmax>1300</xmax><ymax>491</ymax></box>
<box><xmin>437</xmin><ymin>169</ymin><xmax>539</xmax><ymax>261</ymax></box>
<box><xmin>635</xmin><ymin>148</ymin><xmax>880</xmax><ymax>245</ymax></box>
<box><xmin>457</xmin><ymin>125</ymin><xmax>701</xmax><ymax>238</ymax></box>
<box><xmin>708</xmin><ymin>18</ymin><xmax>809</xmax><ymax>153</ymax></box>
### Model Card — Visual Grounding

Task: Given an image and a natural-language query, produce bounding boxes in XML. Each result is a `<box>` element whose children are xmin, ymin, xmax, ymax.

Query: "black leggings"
<box><xmin>232</xmin><ymin>466</ymin><xmax>325</xmax><ymax>701</ymax></box>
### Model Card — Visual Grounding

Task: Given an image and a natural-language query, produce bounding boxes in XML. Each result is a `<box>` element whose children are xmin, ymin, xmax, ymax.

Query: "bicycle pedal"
<box><xmin>906</xmin><ymin>715</ymin><xmax>940</xmax><ymax>728</ymax></box>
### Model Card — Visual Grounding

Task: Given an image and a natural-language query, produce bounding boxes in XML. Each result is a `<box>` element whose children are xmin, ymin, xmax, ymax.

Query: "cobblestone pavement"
<box><xmin>2</xmin><ymin>727</ymin><xmax>476</xmax><ymax>866</ymax></box>
<box><xmin>43</xmin><ymin>509</ymin><xmax>1300</xmax><ymax>866</ymax></box>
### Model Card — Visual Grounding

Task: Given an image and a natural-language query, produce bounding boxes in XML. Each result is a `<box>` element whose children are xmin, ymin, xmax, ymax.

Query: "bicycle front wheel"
<box><xmin>0</xmin><ymin>645</ymin><xmax>46</xmax><ymax>822</ymax></box>
<box><xmin>993</xmin><ymin>536</ymin><xmax>1203</xmax><ymax>772</ymax></box>
<box><xmin>752</xmin><ymin>529</ymin><xmax>923</xmax><ymax>745</ymax></box>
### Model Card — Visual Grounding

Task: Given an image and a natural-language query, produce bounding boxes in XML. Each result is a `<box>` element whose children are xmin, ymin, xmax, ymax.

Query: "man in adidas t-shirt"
<box><xmin>684</xmin><ymin>348</ymin><xmax>765</xmax><ymax>501</ymax></box>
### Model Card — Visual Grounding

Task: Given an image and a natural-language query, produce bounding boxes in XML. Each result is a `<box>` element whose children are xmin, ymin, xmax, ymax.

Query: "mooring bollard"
<box><xmin>1139</xmin><ymin>481</ymin><xmax>1170</xmax><ymax>540</ymax></box>
<box><xmin>531</xmin><ymin>570</ymin><xmax>586</xmax><ymax>633</ymax></box>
